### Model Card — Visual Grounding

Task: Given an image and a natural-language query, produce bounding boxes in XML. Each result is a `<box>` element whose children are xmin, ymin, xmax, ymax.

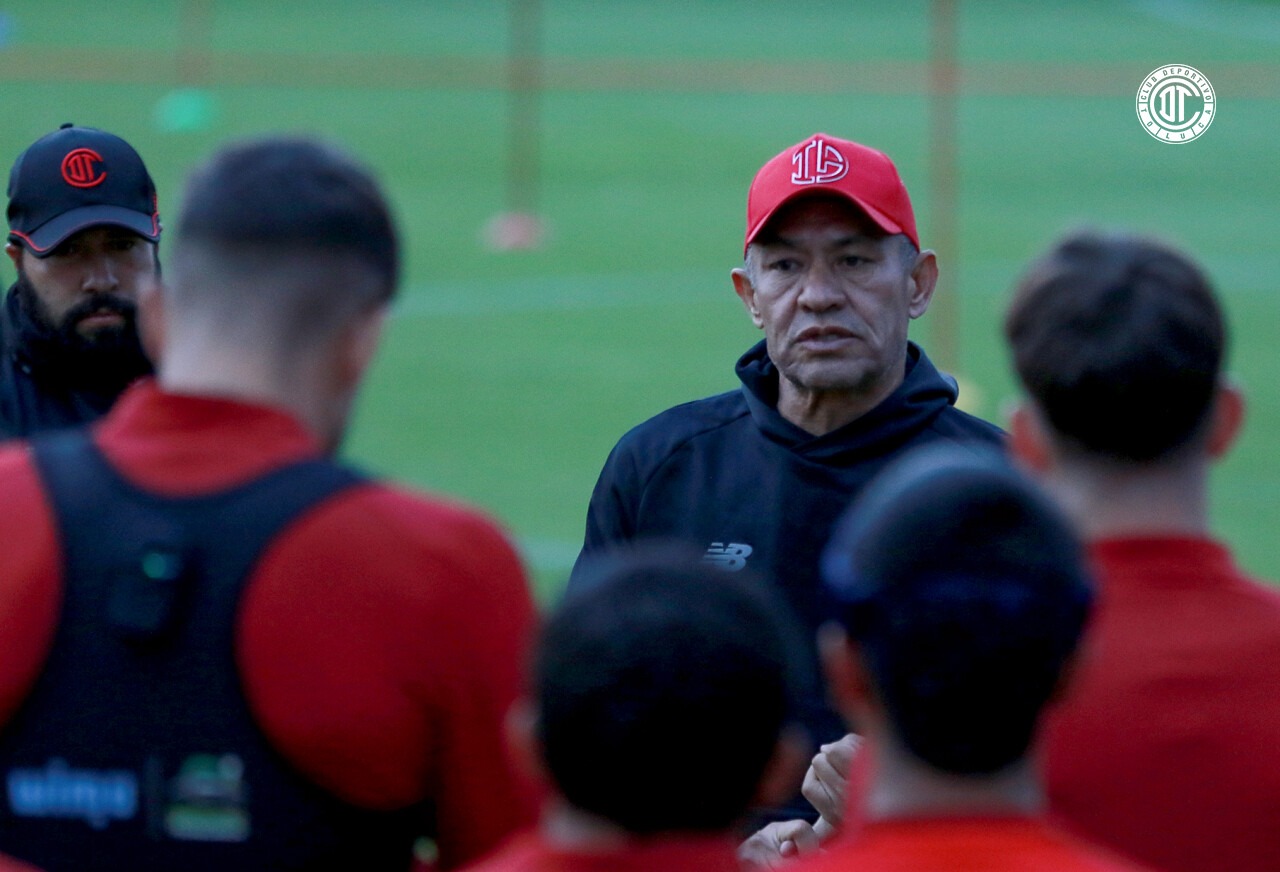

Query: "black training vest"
<box><xmin>0</xmin><ymin>430</ymin><xmax>425</xmax><ymax>871</ymax></box>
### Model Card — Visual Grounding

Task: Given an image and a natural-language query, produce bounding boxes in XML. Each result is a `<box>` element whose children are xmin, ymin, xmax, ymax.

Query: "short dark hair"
<box><xmin>538</xmin><ymin>546</ymin><xmax>805</xmax><ymax>834</ymax></box>
<box><xmin>174</xmin><ymin>137</ymin><xmax>399</xmax><ymax>311</ymax></box>
<box><xmin>822</xmin><ymin>445</ymin><xmax>1092</xmax><ymax>775</ymax></box>
<box><xmin>1004</xmin><ymin>231</ymin><xmax>1226</xmax><ymax>462</ymax></box>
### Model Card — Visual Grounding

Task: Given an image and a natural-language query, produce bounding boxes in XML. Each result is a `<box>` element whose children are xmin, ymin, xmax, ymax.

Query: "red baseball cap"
<box><xmin>744</xmin><ymin>133</ymin><xmax>918</xmax><ymax>255</ymax></box>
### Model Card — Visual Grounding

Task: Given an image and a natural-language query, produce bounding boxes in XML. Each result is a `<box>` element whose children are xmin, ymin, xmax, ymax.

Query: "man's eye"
<box><xmin>842</xmin><ymin>255</ymin><xmax>866</xmax><ymax>268</ymax></box>
<box><xmin>109</xmin><ymin>238</ymin><xmax>137</xmax><ymax>251</ymax></box>
<box><xmin>767</xmin><ymin>258</ymin><xmax>798</xmax><ymax>272</ymax></box>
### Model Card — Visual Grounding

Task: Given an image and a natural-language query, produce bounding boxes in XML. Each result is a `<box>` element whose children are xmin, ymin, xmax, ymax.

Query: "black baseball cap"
<box><xmin>7</xmin><ymin>123</ymin><xmax>160</xmax><ymax>257</ymax></box>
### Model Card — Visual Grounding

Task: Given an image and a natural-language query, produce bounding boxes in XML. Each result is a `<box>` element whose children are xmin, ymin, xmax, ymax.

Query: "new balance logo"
<box><xmin>703</xmin><ymin>542</ymin><xmax>754</xmax><ymax>572</ymax></box>
<box><xmin>791</xmin><ymin>137</ymin><xmax>847</xmax><ymax>185</ymax></box>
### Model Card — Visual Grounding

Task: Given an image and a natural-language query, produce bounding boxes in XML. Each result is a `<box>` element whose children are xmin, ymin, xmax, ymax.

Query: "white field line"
<box><xmin>389</xmin><ymin>253</ymin><xmax>1279</xmax><ymax>321</ymax></box>
<box><xmin>391</xmin><ymin>270</ymin><xmax>732</xmax><ymax>318</ymax></box>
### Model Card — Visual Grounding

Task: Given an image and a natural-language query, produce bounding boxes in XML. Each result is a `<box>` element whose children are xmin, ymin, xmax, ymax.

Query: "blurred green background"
<box><xmin>0</xmin><ymin>1</ymin><xmax>1275</xmax><ymax>600</ymax></box>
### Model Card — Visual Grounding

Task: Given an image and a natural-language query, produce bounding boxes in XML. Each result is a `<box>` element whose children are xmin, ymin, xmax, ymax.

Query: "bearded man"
<box><xmin>1</xmin><ymin>123</ymin><xmax>159</xmax><ymax>438</ymax></box>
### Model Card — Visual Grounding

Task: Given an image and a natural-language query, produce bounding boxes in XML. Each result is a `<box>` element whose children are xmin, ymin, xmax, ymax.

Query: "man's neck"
<box><xmin>157</xmin><ymin>340</ymin><xmax>335</xmax><ymax>451</ymax></box>
<box><xmin>777</xmin><ymin>369</ymin><xmax>903</xmax><ymax>437</ymax></box>
<box><xmin>539</xmin><ymin>800</ymin><xmax>635</xmax><ymax>851</ymax></box>
<box><xmin>1043</xmin><ymin>456</ymin><xmax>1211</xmax><ymax>541</ymax></box>
<box><xmin>865</xmin><ymin>747</ymin><xmax>1043</xmax><ymax>822</ymax></box>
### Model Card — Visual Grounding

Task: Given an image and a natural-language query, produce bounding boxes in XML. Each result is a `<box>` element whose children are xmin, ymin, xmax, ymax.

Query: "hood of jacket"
<box><xmin>735</xmin><ymin>339</ymin><xmax>960</xmax><ymax>463</ymax></box>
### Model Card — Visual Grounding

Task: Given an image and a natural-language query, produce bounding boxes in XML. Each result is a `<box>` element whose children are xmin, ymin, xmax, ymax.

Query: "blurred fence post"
<box><xmin>154</xmin><ymin>0</ymin><xmax>218</xmax><ymax>133</ymax></box>
<box><xmin>485</xmin><ymin>0</ymin><xmax>546</xmax><ymax>250</ymax></box>
<box><xmin>178</xmin><ymin>0</ymin><xmax>214</xmax><ymax>85</ymax></box>
<box><xmin>928</xmin><ymin>0</ymin><xmax>960</xmax><ymax>373</ymax></box>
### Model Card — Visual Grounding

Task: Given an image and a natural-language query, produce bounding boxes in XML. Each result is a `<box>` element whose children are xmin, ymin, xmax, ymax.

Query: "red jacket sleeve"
<box><xmin>0</xmin><ymin>445</ymin><xmax>61</xmax><ymax>731</ymax></box>
<box><xmin>237</xmin><ymin>483</ymin><xmax>541</xmax><ymax>869</ymax></box>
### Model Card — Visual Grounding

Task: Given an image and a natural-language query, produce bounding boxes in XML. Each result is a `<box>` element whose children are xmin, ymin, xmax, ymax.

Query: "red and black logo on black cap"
<box><xmin>60</xmin><ymin>148</ymin><xmax>107</xmax><ymax>188</ymax></box>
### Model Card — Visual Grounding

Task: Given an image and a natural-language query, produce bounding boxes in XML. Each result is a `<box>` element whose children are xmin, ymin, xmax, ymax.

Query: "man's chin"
<box><xmin>73</xmin><ymin>323</ymin><xmax>131</xmax><ymax>349</ymax></box>
<box><xmin>58</xmin><ymin>320</ymin><xmax>153</xmax><ymax>381</ymax></box>
<box><xmin>782</xmin><ymin>361</ymin><xmax>878</xmax><ymax>394</ymax></box>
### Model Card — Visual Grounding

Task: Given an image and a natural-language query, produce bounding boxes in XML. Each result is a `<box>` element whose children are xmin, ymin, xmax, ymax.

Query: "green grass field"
<box><xmin>1</xmin><ymin>1</ymin><xmax>1276</xmax><ymax>600</ymax></box>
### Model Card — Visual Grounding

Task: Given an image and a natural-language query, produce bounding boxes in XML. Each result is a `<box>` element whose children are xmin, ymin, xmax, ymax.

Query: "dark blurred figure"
<box><xmin>466</xmin><ymin>547</ymin><xmax>809</xmax><ymax>872</ymax></box>
<box><xmin>2</xmin><ymin>124</ymin><xmax>159</xmax><ymax>437</ymax></box>
<box><xmin>794</xmin><ymin>445</ymin><xmax>1150</xmax><ymax>872</ymax></box>
<box><xmin>0</xmin><ymin>137</ymin><xmax>538</xmax><ymax>870</ymax></box>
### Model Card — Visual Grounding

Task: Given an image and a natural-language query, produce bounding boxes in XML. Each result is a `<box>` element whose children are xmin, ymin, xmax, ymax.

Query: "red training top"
<box><xmin>461</xmin><ymin>831</ymin><xmax>741</xmax><ymax>872</ymax></box>
<box><xmin>1044</xmin><ymin>536</ymin><xmax>1280</xmax><ymax>872</ymax></box>
<box><xmin>796</xmin><ymin>816</ymin><xmax>1152</xmax><ymax>872</ymax></box>
<box><xmin>0</xmin><ymin>381</ymin><xmax>541</xmax><ymax>869</ymax></box>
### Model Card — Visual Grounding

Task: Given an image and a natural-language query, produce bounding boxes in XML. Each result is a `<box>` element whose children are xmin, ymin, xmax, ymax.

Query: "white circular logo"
<box><xmin>1136</xmin><ymin>65</ymin><xmax>1215</xmax><ymax>143</ymax></box>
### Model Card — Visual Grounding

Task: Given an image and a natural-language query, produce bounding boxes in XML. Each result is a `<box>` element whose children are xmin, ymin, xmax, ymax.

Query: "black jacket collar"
<box><xmin>735</xmin><ymin>339</ymin><xmax>959</xmax><ymax>461</ymax></box>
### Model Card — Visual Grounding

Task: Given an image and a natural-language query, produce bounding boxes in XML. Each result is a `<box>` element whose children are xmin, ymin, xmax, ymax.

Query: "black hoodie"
<box><xmin>570</xmin><ymin>340</ymin><xmax>1004</xmax><ymax>755</ymax></box>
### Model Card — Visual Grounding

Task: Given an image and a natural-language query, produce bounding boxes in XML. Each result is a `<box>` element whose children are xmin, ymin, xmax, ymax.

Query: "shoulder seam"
<box><xmin>633</xmin><ymin>394</ymin><xmax>752</xmax><ymax>495</ymax></box>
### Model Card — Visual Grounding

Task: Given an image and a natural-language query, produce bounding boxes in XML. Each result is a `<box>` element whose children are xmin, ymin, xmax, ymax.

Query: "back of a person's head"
<box><xmin>537</xmin><ymin>546</ymin><xmax>804</xmax><ymax>835</ymax></box>
<box><xmin>1004</xmin><ymin>230</ymin><xmax>1226</xmax><ymax>463</ymax></box>
<box><xmin>822</xmin><ymin>445</ymin><xmax>1093</xmax><ymax>775</ymax></box>
<box><xmin>169</xmin><ymin>136</ymin><xmax>399</xmax><ymax>342</ymax></box>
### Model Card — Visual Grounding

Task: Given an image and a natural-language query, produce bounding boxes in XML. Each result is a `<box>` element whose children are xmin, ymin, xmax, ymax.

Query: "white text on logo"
<box><xmin>7</xmin><ymin>758</ymin><xmax>138</xmax><ymax>830</ymax></box>
<box><xmin>791</xmin><ymin>138</ymin><xmax>848</xmax><ymax>185</ymax></box>
<box><xmin>1135</xmin><ymin>65</ymin><xmax>1215</xmax><ymax>143</ymax></box>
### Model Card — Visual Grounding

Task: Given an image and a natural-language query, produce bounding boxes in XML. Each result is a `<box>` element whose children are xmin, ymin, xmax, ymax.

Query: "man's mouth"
<box><xmin>795</xmin><ymin>326</ymin><xmax>857</xmax><ymax>348</ymax></box>
<box><xmin>76</xmin><ymin>310</ymin><xmax>126</xmax><ymax>330</ymax></box>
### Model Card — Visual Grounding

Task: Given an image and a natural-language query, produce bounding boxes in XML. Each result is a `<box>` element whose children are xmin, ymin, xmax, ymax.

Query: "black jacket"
<box><xmin>0</xmin><ymin>287</ymin><xmax>146</xmax><ymax>439</ymax></box>
<box><xmin>570</xmin><ymin>340</ymin><xmax>1005</xmax><ymax>747</ymax></box>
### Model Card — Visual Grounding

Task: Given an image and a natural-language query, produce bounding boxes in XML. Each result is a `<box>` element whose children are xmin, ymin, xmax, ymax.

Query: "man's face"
<box><xmin>9</xmin><ymin>226</ymin><xmax>157</xmax><ymax>347</ymax></box>
<box><xmin>733</xmin><ymin>196</ymin><xmax>935</xmax><ymax>400</ymax></box>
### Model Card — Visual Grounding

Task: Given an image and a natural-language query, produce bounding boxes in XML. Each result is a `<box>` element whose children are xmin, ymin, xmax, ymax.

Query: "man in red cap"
<box><xmin>567</xmin><ymin>133</ymin><xmax>1001</xmax><ymax>821</ymax></box>
<box><xmin>1</xmin><ymin>124</ymin><xmax>160</xmax><ymax>439</ymax></box>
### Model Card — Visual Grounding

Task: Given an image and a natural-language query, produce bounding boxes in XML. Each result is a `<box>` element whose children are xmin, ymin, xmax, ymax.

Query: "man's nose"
<box><xmin>80</xmin><ymin>253</ymin><xmax>119</xmax><ymax>294</ymax></box>
<box><xmin>796</xmin><ymin>263</ymin><xmax>842</xmax><ymax>310</ymax></box>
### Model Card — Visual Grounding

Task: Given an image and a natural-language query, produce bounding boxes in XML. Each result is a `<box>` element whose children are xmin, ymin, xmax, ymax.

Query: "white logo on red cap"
<box><xmin>790</xmin><ymin>138</ymin><xmax>847</xmax><ymax>185</ymax></box>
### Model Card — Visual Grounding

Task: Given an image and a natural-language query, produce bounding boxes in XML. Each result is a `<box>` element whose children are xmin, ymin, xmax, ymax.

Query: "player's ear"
<box><xmin>5</xmin><ymin>243</ymin><xmax>24</xmax><ymax>273</ymax></box>
<box><xmin>1207</xmin><ymin>379</ymin><xmax>1245</xmax><ymax>460</ymax></box>
<box><xmin>1008</xmin><ymin>401</ymin><xmax>1054</xmax><ymax>474</ymax></box>
<box><xmin>504</xmin><ymin>698</ymin><xmax>550</xmax><ymax>787</ymax></box>
<box><xmin>732</xmin><ymin>265</ymin><xmax>764</xmax><ymax>329</ymax></box>
<box><xmin>338</xmin><ymin>303</ymin><xmax>388</xmax><ymax>389</ymax></box>
<box><xmin>752</xmin><ymin>724</ymin><xmax>810</xmax><ymax>808</ymax></box>
<box><xmin>906</xmin><ymin>248</ymin><xmax>938</xmax><ymax>319</ymax></box>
